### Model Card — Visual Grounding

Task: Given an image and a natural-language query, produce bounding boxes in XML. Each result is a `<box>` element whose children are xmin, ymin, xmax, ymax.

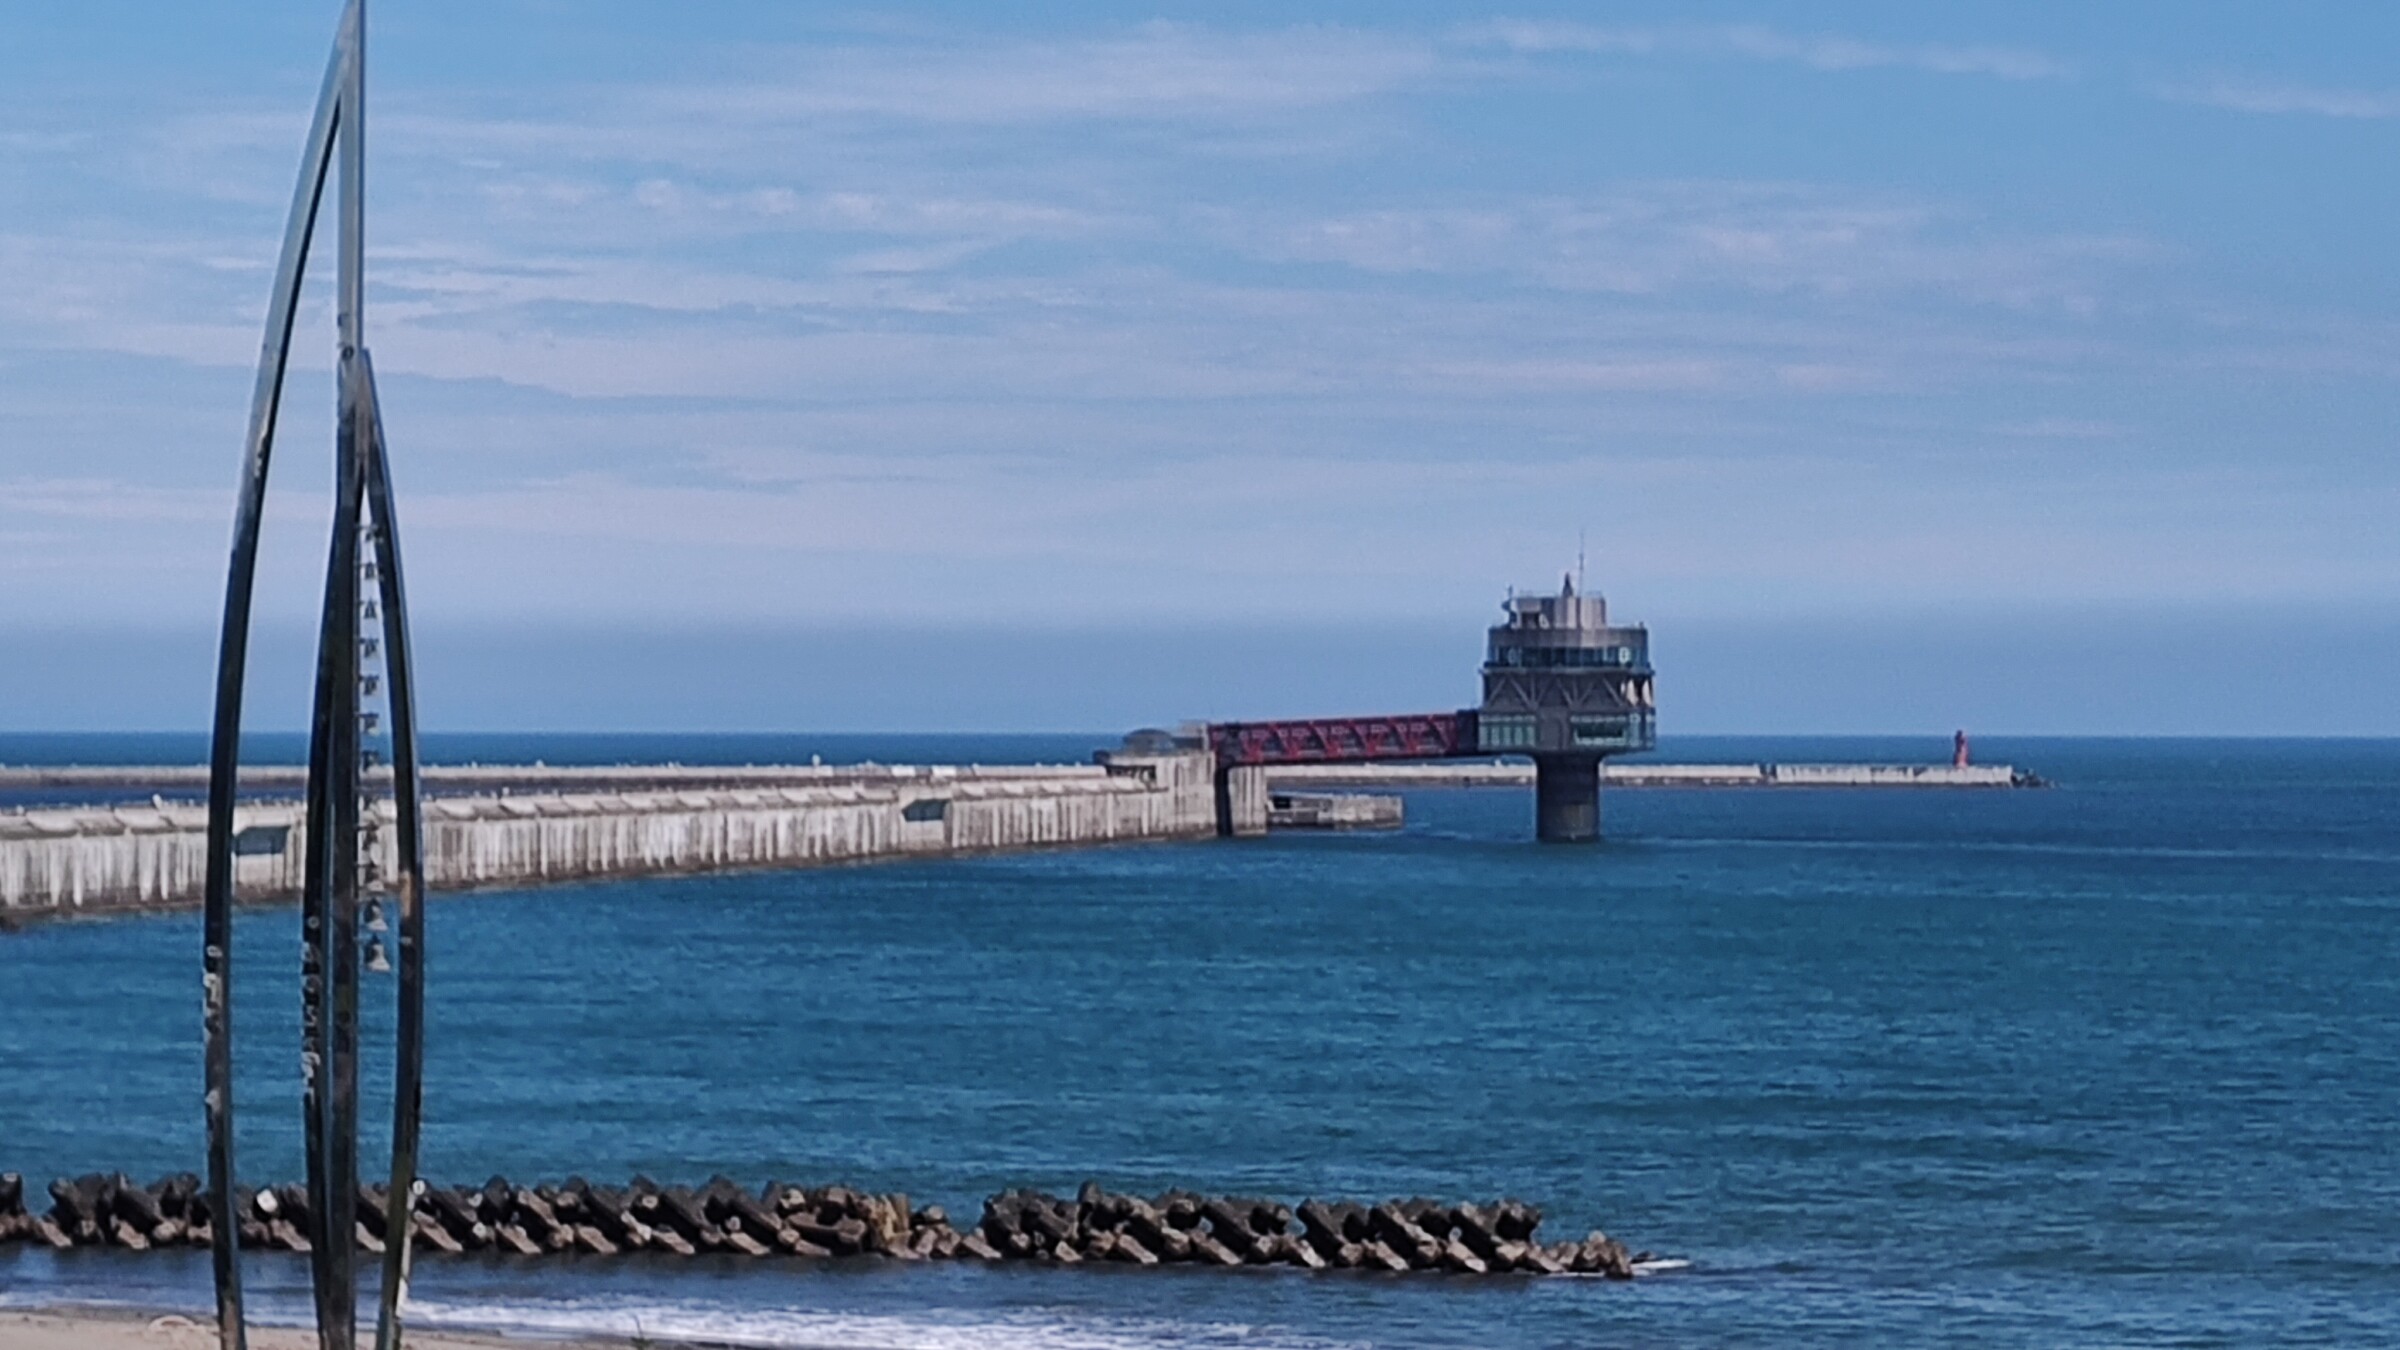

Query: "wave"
<box><xmin>404</xmin><ymin>1295</ymin><xmax>1366</xmax><ymax>1350</ymax></box>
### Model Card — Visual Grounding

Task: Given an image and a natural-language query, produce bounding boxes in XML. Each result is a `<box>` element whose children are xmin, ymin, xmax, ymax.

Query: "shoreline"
<box><xmin>0</xmin><ymin>1307</ymin><xmax>642</xmax><ymax>1350</ymax></box>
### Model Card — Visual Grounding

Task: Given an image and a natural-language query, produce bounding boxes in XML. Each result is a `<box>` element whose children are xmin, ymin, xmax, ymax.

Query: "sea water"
<box><xmin>2</xmin><ymin>736</ymin><xmax>2396</xmax><ymax>1347</ymax></box>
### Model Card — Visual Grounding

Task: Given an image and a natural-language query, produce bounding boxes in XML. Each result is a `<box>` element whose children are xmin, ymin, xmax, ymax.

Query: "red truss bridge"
<box><xmin>1207</xmin><ymin>712</ymin><xmax>1481</xmax><ymax>766</ymax></box>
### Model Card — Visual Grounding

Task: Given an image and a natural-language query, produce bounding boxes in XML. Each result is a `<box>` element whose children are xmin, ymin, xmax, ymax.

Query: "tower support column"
<box><xmin>1533</xmin><ymin>753</ymin><xmax>1602</xmax><ymax>843</ymax></box>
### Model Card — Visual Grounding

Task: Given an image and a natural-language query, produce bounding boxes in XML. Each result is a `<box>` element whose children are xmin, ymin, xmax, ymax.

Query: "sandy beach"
<box><xmin>0</xmin><ymin>1310</ymin><xmax>629</xmax><ymax>1350</ymax></box>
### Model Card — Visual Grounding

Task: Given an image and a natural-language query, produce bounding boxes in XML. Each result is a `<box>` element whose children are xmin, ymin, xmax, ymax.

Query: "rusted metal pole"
<box><xmin>202</xmin><ymin>21</ymin><xmax>346</xmax><ymax>1350</ymax></box>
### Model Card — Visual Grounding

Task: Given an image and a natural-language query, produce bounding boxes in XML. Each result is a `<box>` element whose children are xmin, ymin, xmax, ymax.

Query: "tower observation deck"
<box><xmin>1476</xmin><ymin>576</ymin><xmax>1656</xmax><ymax>841</ymax></box>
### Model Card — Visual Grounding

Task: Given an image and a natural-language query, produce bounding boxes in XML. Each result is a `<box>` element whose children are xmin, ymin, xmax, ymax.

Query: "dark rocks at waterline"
<box><xmin>0</xmin><ymin>1172</ymin><xmax>1648</xmax><ymax>1278</ymax></box>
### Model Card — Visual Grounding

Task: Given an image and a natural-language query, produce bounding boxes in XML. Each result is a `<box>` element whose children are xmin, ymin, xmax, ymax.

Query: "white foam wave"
<box><xmin>404</xmin><ymin>1295</ymin><xmax>1362</xmax><ymax>1350</ymax></box>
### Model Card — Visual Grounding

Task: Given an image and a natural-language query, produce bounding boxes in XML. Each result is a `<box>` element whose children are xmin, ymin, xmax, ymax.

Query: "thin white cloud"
<box><xmin>1238</xmin><ymin>187</ymin><xmax>2147</xmax><ymax>313</ymax></box>
<box><xmin>5</xmin><ymin>9</ymin><xmax>2396</xmax><ymax>636</ymax></box>
<box><xmin>0</xmin><ymin>174</ymin><xmax>2165</xmax><ymax>410</ymax></box>
<box><xmin>33</xmin><ymin>447</ymin><xmax>2369</xmax><ymax>625</ymax></box>
<box><xmin>1992</xmin><ymin>417</ymin><xmax>2125</xmax><ymax>440</ymax></box>
<box><xmin>2156</xmin><ymin>77</ymin><xmax>2400</xmax><ymax>120</ymax></box>
<box><xmin>1421</xmin><ymin>358</ymin><xmax>1731</xmax><ymax>393</ymax></box>
<box><xmin>643</xmin><ymin>22</ymin><xmax>1442</xmax><ymax>126</ymax></box>
<box><xmin>617</xmin><ymin>178</ymin><xmax>1117</xmax><ymax>240</ymax></box>
<box><xmin>0</xmin><ymin>479</ymin><xmax>223</xmax><ymax>524</ymax></box>
<box><xmin>1477</xmin><ymin>21</ymin><xmax>2070</xmax><ymax>81</ymax></box>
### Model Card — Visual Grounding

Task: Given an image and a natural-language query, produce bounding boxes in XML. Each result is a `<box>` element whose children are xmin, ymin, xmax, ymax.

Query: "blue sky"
<box><xmin>2</xmin><ymin>2</ymin><xmax>2395</xmax><ymax>733</ymax></box>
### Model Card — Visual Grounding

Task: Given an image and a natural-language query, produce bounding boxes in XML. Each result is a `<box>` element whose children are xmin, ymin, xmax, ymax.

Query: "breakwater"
<box><xmin>0</xmin><ymin>750</ymin><xmax>2044</xmax><ymax>921</ymax></box>
<box><xmin>0</xmin><ymin>757</ymin><xmax>2038</xmax><ymax>797</ymax></box>
<box><xmin>1266</xmin><ymin>761</ymin><xmax>2040</xmax><ymax>789</ymax></box>
<box><xmin>0</xmin><ymin>762</ymin><xmax>1155</xmax><ymax>793</ymax></box>
<box><xmin>0</xmin><ymin>1171</ymin><xmax>1649</xmax><ymax>1279</ymax></box>
<box><xmin>0</xmin><ymin>752</ymin><xmax>1212</xmax><ymax>920</ymax></box>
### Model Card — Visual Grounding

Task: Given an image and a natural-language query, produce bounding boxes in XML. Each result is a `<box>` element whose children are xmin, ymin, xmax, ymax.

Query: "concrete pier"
<box><xmin>1266</xmin><ymin>761</ymin><xmax>2038</xmax><ymax>789</ymax></box>
<box><xmin>1</xmin><ymin>752</ymin><xmax>1213</xmax><ymax>921</ymax></box>
<box><xmin>0</xmin><ymin>761</ymin><xmax>1173</xmax><ymax>795</ymax></box>
<box><xmin>0</xmin><ymin>750</ymin><xmax>2043</xmax><ymax>923</ymax></box>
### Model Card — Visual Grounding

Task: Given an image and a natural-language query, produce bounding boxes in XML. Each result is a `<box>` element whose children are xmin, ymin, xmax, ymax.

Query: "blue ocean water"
<box><xmin>3</xmin><ymin>736</ymin><xmax>2397</xmax><ymax>1347</ymax></box>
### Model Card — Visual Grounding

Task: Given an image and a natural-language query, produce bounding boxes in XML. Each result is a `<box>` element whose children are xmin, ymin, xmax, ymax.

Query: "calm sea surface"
<box><xmin>3</xmin><ymin>735</ymin><xmax>2396</xmax><ymax>1347</ymax></box>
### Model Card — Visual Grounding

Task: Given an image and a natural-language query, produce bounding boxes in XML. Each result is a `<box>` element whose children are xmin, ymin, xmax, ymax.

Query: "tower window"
<box><xmin>1479</xmin><ymin>714</ymin><xmax>1537</xmax><ymax>751</ymax></box>
<box><xmin>1571</xmin><ymin>717</ymin><xmax>1631</xmax><ymax>747</ymax></box>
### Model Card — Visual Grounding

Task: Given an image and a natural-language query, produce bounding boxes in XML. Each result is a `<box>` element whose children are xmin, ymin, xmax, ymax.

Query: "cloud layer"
<box><xmin>0</xmin><ymin>9</ymin><xmax>2394</xmax><ymax>642</ymax></box>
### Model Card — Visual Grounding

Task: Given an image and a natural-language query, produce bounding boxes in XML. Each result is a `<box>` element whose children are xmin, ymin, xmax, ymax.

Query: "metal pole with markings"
<box><xmin>201</xmin><ymin>5</ymin><xmax>429</xmax><ymax>1348</ymax></box>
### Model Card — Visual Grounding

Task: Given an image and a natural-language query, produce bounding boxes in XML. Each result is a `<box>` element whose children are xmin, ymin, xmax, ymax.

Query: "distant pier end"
<box><xmin>1477</xmin><ymin>577</ymin><xmax>1656</xmax><ymax>842</ymax></box>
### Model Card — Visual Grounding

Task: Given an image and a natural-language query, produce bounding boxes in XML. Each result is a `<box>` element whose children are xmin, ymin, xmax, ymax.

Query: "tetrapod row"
<box><xmin>0</xmin><ymin>1172</ymin><xmax>1647</xmax><ymax>1278</ymax></box>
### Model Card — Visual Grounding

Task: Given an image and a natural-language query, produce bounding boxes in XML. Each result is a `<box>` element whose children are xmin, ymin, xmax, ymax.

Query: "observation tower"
<box><xmin>1476</xmin><ymin>576</ymin><xmax>1656</xmax><ymax>841</ymax></box>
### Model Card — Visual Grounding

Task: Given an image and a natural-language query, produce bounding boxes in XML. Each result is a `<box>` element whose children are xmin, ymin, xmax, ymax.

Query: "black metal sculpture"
<box><xmin>202</xmin><ymin>4</ymin><xmax>427</xmax><ymax>1348</ymax></box>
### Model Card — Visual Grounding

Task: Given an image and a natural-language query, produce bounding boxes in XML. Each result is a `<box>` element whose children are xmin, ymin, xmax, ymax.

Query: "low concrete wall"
<box><xmin>0</xmin><ymin>803</ymin><xmax>306</xmax><ymax>917</ymax></box>
<box><xmin>1264</xmin><ymin>761</ymin><xmax>2033</xmax><ymax>789</ymax></box>
<box><xmin>0</xmin><ymin>754</ymin><xmax>1216</xmax><ymax>920</ymax></box>
<box><xmin>1755</xmin><ymin>763</ymin><xmax>2021</xmax><ymax>787</ymax></box>
<box><xmin>0</xmin><ymin>762</ymin><xmax>1151</xmax><ymax>794</ymax></box>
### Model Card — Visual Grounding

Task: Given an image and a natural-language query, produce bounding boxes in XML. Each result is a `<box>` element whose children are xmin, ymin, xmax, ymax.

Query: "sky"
<box><xmin>1</xmin><ymin>1</ymin><xmax>2395</xmax><ymax>734</ymax></box>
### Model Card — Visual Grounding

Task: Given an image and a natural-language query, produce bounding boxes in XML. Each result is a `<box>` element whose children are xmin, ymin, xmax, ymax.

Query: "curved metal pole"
<box><xmin>339</xmin><ymin>0</ymin><xmax>366</xmax><ymax>361</ymax></box>
<box><xmin>200</xmin><ymin>26</ymin><xmax>347</xmax><ymax>1350</ymax></box>
<box><xmin>301</xmin><ymin>353</ymin><xmax>367</xmax><ymax>1350</ymax></box>
<box><xmin>361</xmin><ymin>354</ymin><xmax>427</xmax><ymax>1350</ymax></box>
<box><xmin>320</xmin><ymin>10</ymin><xmax>370</xmax><ymax>1345</ymax></box>
<box><xmin>297</xmin><ymin>578</ymin><xmax>340</xmax><ymax>1339</ymax></box>
<box><xmin>207</xmin><ymin>8</ymin><xmax>415</xmax><ymax>1347</ymax></box>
